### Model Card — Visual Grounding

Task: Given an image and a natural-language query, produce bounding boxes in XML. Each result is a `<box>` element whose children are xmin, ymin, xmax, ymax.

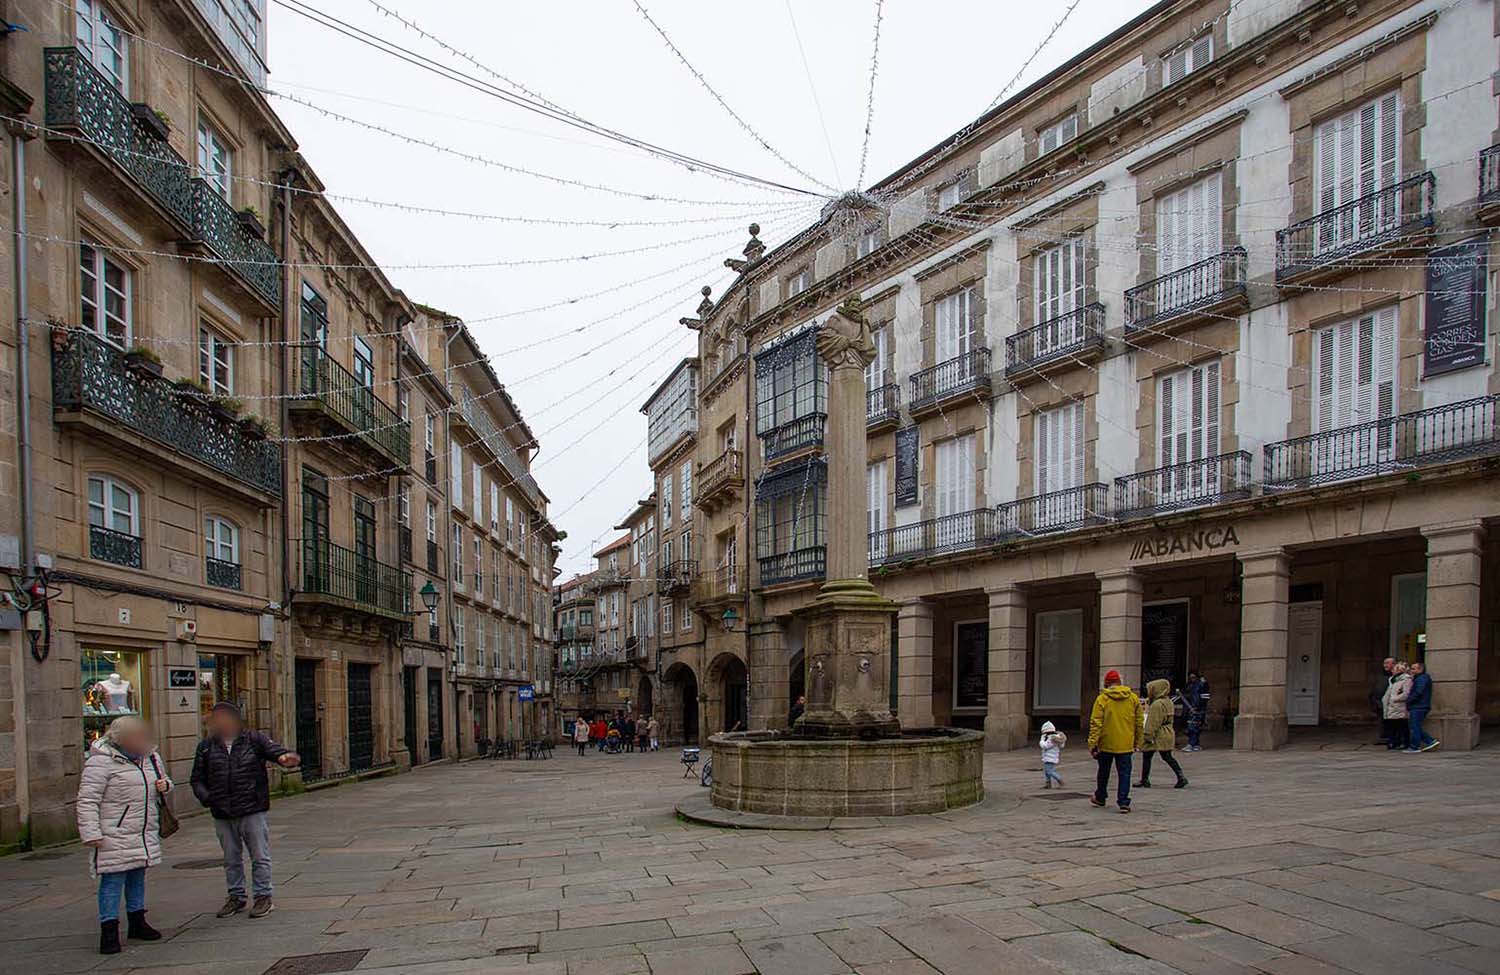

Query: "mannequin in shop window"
<box><xmin>101</xmin><ymin>674</ymin><xmax>133</xmax><ymax>713</ymax></box>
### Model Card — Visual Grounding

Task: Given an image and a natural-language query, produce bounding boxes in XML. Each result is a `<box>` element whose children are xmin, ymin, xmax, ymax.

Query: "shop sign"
<box><xmin>1129</xmin><ymin>524</ymin><xmax>1240</xmax><ymax>561</ymax></box>
<box><xmin>168</xmin><ymin>668</ymin><xmax>197</xmax><ymax>689</ymax></box>
<box><xmin>1424</xmin><ymin>237</ymin><xmax>1488</xmax><ymax>377</ymax></box>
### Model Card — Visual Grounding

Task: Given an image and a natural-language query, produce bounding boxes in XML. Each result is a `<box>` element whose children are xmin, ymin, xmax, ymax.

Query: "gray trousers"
<box><xmin>214</xmin><ymin>811</ymin><xmax>273</xmax><ymax>899</ymax></box>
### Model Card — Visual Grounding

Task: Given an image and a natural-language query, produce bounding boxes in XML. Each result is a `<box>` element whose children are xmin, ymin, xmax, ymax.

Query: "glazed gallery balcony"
<box><xmin>908</xmin><ymin>349</ymin><xmax>992</xmax><ymax>418</ymax></box>
<box><xmin>52</xmin><ymin>330</ymin><xmax>282</xmax><ymax>501</ymax></box>
<box><xmin>44</xmin><ymin>48</ymin><xmax>281</xmax><ymax>309</ymax></box>
<box><xmin>293</xmin><ymin>537</ymin><xmax>411</xmax><ymax>620</ymax></box>
<box><xmin>1276</xmin><ymin>173</ymin><xmax>1435</xmax><ymax>284</ymax></box>
<box><xmin>757</xmin><ymin>546</ymin><xmax>826</xmax><ymax>588</ymax></box>
<box><xmin>291</xmin><ymin>344</ymin><xmax>411</xmax><ymax>469</ymax></box>
<box><xmin>1114</xmin><ymin>451</ymin><xmax>1254</xmax><ymax>521</ymax></box>
<box><xmin>1005</xmin><ymin>303</ymin><xmax>1106</xmax><ymax>382</ymax></box>
<box><xmin>1125</xmin><ymin>248</ymin><xmax>1247</xmax><ymax>338</ymax></box>
<box><xmin>762</xmin><ymin>414</ymin><xmax>825</xmax><ymax>463</ymax></box>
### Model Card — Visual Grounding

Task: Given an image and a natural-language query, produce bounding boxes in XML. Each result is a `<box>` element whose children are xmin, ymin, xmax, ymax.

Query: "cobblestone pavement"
<box><xmin>4</xmin><ymin>734</ymin><xmax>1500</xmax><ymax>975</ymax></box>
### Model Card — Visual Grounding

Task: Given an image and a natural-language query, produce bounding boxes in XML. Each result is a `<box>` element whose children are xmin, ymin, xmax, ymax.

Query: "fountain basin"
<box><xmin>707</xmin><ymin>727</ymin><xmax>984</xmax><ymax>818</ymax></box>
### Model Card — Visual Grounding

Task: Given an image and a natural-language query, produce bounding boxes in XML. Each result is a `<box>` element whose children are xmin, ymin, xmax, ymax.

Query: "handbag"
<box><xmin>149</xmin><ymin>754</ymin><xmax>180</xmax><ymax>839</ymax></box>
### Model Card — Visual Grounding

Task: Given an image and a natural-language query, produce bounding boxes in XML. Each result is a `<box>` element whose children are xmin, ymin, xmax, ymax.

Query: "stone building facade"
<box><xmin>671</xmin><ymin>0</ymin><xmax>1500</xmax><ymax>751</ymax></box>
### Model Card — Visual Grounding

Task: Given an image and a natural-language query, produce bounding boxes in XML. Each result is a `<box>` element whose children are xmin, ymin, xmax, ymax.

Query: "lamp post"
<box><xmin>419</xmin><ymin>580</ymin><xmax>439</xmax><ymax>614</ymax></box>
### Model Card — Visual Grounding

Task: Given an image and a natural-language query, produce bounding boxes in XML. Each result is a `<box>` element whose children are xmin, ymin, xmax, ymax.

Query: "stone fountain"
<box><xmin>705</xmin><ymin>298</ymin><xmax>985</xmax><ymax>819</ymax></box>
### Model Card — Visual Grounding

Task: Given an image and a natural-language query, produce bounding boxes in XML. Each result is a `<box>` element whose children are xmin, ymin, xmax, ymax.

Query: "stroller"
<box><xmin>605</xmin><ymin>729</ymin><xmax>623</xmax><ymax>754</ymax></box>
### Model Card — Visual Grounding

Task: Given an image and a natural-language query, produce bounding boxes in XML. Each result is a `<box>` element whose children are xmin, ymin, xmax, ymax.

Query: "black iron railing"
<box><xmin>1276</xmin><ymin>173</ymin><xmax>1434</xmax><ymax>281</ymax></box>
<box><xmin>657</xmin><ymin>559</ymin><xmax>697</xmax><ymax>595</ymax></box>
<box><xmin>758</xmin><ymin>546</ymin><xmax>825</xmax><ymax>587</ymax></box>
<box><xmin>455</xmin><ymin>385</ymin><xmax>543</xmax><ymax>508</ymax></box>
<box><xmin>43</xmin><ymin>48</ymin><xmax>195</xmax><ymax>229</ymax></box>
<box><xmin>398</xmin><ymin>526</ymin><xmax>413</xmax><ymax>564</ymax></box>
<box><xmin>763</xmin><ymin>414</ymin><xmax>825</xmax><ymax>462</ymax></box>
<box><xmin>910</xmin><ymin>349</ymin><xmax>991</xmax><ymax>412</ymax></box>
<box><xmin>429</xmin><ymin>622</ymin><xmax>441</xmax><ymax>643</ymax></box>
<box><xmin>995</xmin><ymin>483</ymin><xmax>1110</xmax><ymax>538</ymax></box>
<box><xmin>1006</xmin><ymin>303</ymin><xmax>1105</xmax><ymax>376</ymax></box>
<box><xmin>1126</xmin><ymin>248</ymin><xmax>1246</xmax><ymax>332</ymax></box>
<box><xmin>867</xmin><ymin>383</ymin><xmax>901</xmax><ymax>426</ymax></box>
<box><xmin>424</xmin><ymin>452</ymin><xmax>437</xmax><ymax>484</ymax></box>
<box><xmin>699</xmin><ymin>448</ymin><xmax>743</xmax><ymax>500</ymax></box>
<box><xmin>52</xmin><ymin>331</ymin><xmax>282</xmax><ymax>496</ymax></box>
<box><xmin>190</xmin><ymin>180</ymin><xmax>280</xmax><ymax>305</ymax></box>
<box><xmin>1481</xmin><ymin>145</ymin><xmax>1500</xmax><ymax>206</ymax></box>
<box><xmin>1114</xmin><ymin>451</ymin><xmax>1253</xmax><ymax>520</ymax></box>
<box><xmin>869</xmin><ymin>508</ymin><xmax>996</xmax><ymax>565</ymax></box>
<box><xmin>90</xmin><ymin>525</ymin><xmax>143</xmax><ymax>569</ymax></box>
<box><xmin>1264</xmin><ymin>394</ymin><xmax>1500</xmax><ymax>490</ymax></box>
<box><xmin>426</xmin><ymin>539</ymin><xmax>438</xmax><ymax>574</ymax></box>
<box><xmin>293</xmin><ymin>344</ymin><xmax>411</xmax><ymax>465</ymax></box>
<box><xmin>206</xmin><ymin>557</ymin><xmax>242</xmax><ymax>590</ymax></box>
<box><xmin>294</xmin><ymin>537</ymin><xmax>410</xmax><ymax>617</ymax></box>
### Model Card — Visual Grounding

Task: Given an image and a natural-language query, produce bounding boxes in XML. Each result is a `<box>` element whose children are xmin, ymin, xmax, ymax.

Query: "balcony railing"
<box><xmin>867</xmin><ymin>383</ymin><xmax>901</xmax><ymax>428</ymax></box>
<box><xmin>1264</xmin><ymin>394</ymin><xmax>1500</xmax><ymax>491</ymax></box>
<box><xmin>1114</xmin><ymin>451</ymin><xmax>1253</xmax><ymax>520</ymax></box>
<box><xmin>398</xmin><ymin>526</ymin><xmax>413</xmax><ymax>565</ymax></box>
<box><xmin>43</xmin><ymin>48</ymin><xmax>195</xmax><ymax>229</ymax></box>
<box><xmin>995</xmin><ymin>483</ymin><xmax>1110</xmax><ymax>539</ymax></box>
<box><xmin>1006</xmin><ymin>303</ymin><xmax>1106</xmax><ymax>377</ymax></box>
<box><xmin>426</xmin><ymin>539</ymin><xmax>438</xmax><ymax>574</ymax></box>
<box><xmin>698</xmin><ymin>448</ymin><xmax>743</xmax><ymax>503</ymax></box>
<box><xmin>692</xmin><ymin>565</ymin><xmax>745</xmax><ymax>604</ymax></box>
<box><xmin>758</xmin><ymin>546</ymin><xmax>826</xmax><ymax>587</ymax></box>
<box><xmin>294</xmin><ymin>537</ymin><xmax>411</xmax><ymax>618</ymax></box>
<box><xmin>1126</xmin><ymin>248</ymin><xmax>1247</xmax><ymax>333</ymax></box>
<box><xmin>763</xmin><ymin>414</ymin><xmax>825</xmax><ymax>462</ymax></box>
<box><xmin>293</xmin><ymin>344</ymin><xmax>411</xmax><ymax>466</ymax></box>
<box><xmin>90</xmin><ymin>525</ymin><xmax>143</xmax><ymax>569</ymax></box>
<box><xmin>1276</xmin><ymin>173</ymin><xmax>1435</xmax><ymax>282</ymax></box>
<box><xmin>870</xmin><ymin>508</ymin><xmax>997</xmax><ymax>565</ymax></box>
<box><xmin>424</xmin><ymin>452</ymin><xmax>438</xmax><ymax>485</ymax></box>
<box><xmin>1481</xmin><ymin>145</ymin><xmax>1500</xmax><ymax>207</ymax></box>
<box><xmin>190</xmin><ymin>179</ymin><xmax>280</xmax><ymax>306</ymax></box>
<box><xmin>910</xmin><ymin>349</ymin><xmax>991</xmax><ymax>413</ymax></box>
<box><xmin>52</xmin><ymin>331</ymin><xmax>282</xmax><ymax>497</ymax></box>
<box><xmin>456</xmin><ymin>386</ymin><xmax>542</xmax><ymax>508</ymax></box>
<box><xmin>657</xmin><ymin>559</ymin><xmax>697</xmax><ymax>595</ymax></box>
<box><xmin>206</xmin><ymin>557</ymin><xmax>242</xmax><ymax>591</ymax></box>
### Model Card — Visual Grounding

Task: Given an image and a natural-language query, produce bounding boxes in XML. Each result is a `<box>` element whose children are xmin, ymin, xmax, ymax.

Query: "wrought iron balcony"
<box><xmin>426</xmin><ymin>538</ymin><xmax>439</xmax><ymax>574</ymax></box>
<box><xmin>52</xmin><ymin>331</ymin><xmax>281</xmax><ymax>499</ymax></box>
<box><xmin>1263</xmin><ymin>394</ymin><xmax>1500</xmax><ymax>491</ymax></box>
<box><xmin>398</xmin><ymin>526</ymin><xmax>413</xmax><ymax>565</ymax></box>
<box><xmin>1276</xmin><ymin>173</ymin><xmax>1435</xmax><ymax>282</ymax></box>
<box><xmin>697</xmin><ymin>447</ymin><xmax>744</xmax><ymax>509</ymax></box>
<box><xmin>43</xmin><ymin>48</ymin><xmax>195</xmax><ymax>230</ymax></box>
<box><xmin>1480</xmin><ymin>145</ymin><xmax>1500</xmax><ymax>217</ymax></box>
<box><xmin>455</xmin><ymin>385</ymin><xmax>543</xmax><ymax>507</ymax></box>
<box><xmin>90</xmin><ymin>525</ymin><xmax>143</xmax><ymax>569</ymax></box>
<box><xmin>762</xmin><ymin>414</ymin><xmax>825</xmax><ymax>463</ymax></box>
<box><xmin>867</xmin><ymin>383</ymin><xmax>901</xmax><ymax>429</ymax></box>
<box><xmin>909</xmin><ymin>349</ymin><xmax>992</xmax><ymax>417</ymax></box>
<box><xmin>692</xmin><ymin>565</ymin><xmax>746</xmax><ymax>604</ymax></box>
<box><xmin>1126</xmin><ymin>248</ymin><xmax>1247</xmax><ymax>335</ymax></box>
<box><xmin>190</xmin><ymin>179</ymin><xmax>280</xmax><ymax>307</ymax></box>
<box><xmin>205</xmin><ymin>557</ymin><xmax>242</xmax><ymax>591</ymax></box>
<box><xmin>758</xmin><ymin>546</ymin><xmax>825</xmax><ymax>588</ymax></box>
<box><xmin>1114</xmin><ymin>451</ymin><xmax>1253</xmax><ymax>521</ymax></box>
<box><xmin>293</xmin><ymin>537</ymin><xmax>411</xmax><ymax>620</ymax></box>
<box><xmin>292</xmin><ymin>344</ymin><xmax>411</xmax><ymax>468</ymax></box>
<box><xmin>870</xmin><ymin>508</ymin><xmax>996</xmax><ymax>566</ymax></box>
<box><xmin>657</xmin><ymin>559</ymin><xmax>697</xmax><ymax>595</ymax></box>
<box><xmin>995</xmin><ymin>483</ymin><xmax>1110</xmax><ymax>539</ymax></box>
<box><xmin>1005</xmin><ymin>303</ymin><xmax>1106</xmax><ymax>379</ymax></box>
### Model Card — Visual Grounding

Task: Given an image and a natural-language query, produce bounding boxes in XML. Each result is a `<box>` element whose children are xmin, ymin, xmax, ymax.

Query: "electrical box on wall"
<box><xmin>177</xmin><ymin>619</ymin><xmax>198</xmax><ymax>641</ymax></box>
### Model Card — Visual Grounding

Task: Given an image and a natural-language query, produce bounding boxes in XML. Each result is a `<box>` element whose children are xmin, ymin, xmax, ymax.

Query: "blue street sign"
<box><xmin>518</xmin><ymin>685</ymin><xmax>534</xmax><ymax>701</ymax></box>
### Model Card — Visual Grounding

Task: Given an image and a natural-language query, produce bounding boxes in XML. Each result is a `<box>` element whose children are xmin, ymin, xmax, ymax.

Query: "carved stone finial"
<box><xmin>743</xmin><ymin>223</ymin><xmax>765</xmax><ymax>262</ymax></box>
<box><xmin>697</xmin><ymin>286</ymin><xmax>714</xmax><ymax>317</ymax></box>
<box><xmin>815</xmin><ymin>296</ymin><xmax>875</xmax><ymax>369</ymax></box>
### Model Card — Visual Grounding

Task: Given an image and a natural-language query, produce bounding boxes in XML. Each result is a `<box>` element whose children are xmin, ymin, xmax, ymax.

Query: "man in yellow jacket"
<box><xmin>1087</xmin><ymin>670</ymin><xmax>1144</xmax><ymax>813</ymax></box>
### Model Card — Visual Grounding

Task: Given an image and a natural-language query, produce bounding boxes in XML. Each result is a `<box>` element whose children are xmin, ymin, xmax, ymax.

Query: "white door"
<box><xmin>1285</xmin><ymin>601</ymin><xmax>1322</xmax><ymax>726</ymax></box>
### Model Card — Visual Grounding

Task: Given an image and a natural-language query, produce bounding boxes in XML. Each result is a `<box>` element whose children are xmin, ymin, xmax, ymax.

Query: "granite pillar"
<box><xmin>1097</xmin><ymin>569</ymin><xmax>1142</xmax><ymax>690</ymax></box>
<box><xmin>984</xmin><ymin>584</ymin><xmax>1029</xmax><ymax>751</ymax></box>
<box><xmin>896</xmin><ymin>600</ymin><xmax>935</xmax><ymax>728</ymax></box>
<box><xmin>1422</xmin><ymin>521</ymin><xmax>1484</xmax><ymax>750</ymax></box>
<box><xmin>1234</xmin><ymin>548</ymin><xmax>1290</xmax><ymax>751</ymax></box>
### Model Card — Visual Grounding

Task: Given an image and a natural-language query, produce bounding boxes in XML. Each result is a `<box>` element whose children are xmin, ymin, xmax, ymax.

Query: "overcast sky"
<box><xmin>267</xmin><ymin>0</ymin><xmax>1155</xmax><ymax>577</ymax></box>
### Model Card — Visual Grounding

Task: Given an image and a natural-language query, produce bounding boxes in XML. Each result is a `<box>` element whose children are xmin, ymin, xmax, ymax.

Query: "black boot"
<box><xmin>99</xmin><ymin>920</ymin><xmax>121</xmax><ymax>955</ymax></box>
<box><xmin>1174</xmin><ymin>777</ymin><xmax>1189</xmax><ymax>789</ymax></box>
<box><xmin>127</xmin><ymin>910</ymin><xmax>162</xmax><ymax>940</ymax></box>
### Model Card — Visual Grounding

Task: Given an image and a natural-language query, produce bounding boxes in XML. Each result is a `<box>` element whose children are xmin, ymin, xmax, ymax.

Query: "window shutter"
<box><xmin>1316</xmin><ymin>328</ymin><xmax>1336</xmax><ymax>432</ymax></box>
<box><xmin>1036</xmin><ymin>409</ymin><xmax>1052</xmax><ymax>496</ymax></box>
<box><xmin>1067</xmin><ymin>403</ymin><xmax>1084</xmax><ymax>489</ymax></box>
<box><xmin>1159</xmin><ymin>373</ymin><xmax>1176</xmax><ymax>467</ymax></box>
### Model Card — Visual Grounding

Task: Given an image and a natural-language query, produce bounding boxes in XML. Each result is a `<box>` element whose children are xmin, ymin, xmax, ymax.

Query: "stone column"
<box><xmin>748</xmin><ymin>621</ymin><xmax>790</xmax><ymax>731</ymax></box>
<box><xmin>896</xmin><ymin>600</ymin><xmax>935</xmax><ymax>728</ymax></box>
<box><xmin>985</xmin><ymin>585</ymin><xmax>1029</xmax><ymax>751</ymax></box>
<box><xmin>1097</xmin><ymin>569</ymin><xmax>1142</xmax><ymax>689</ymax></box>
<box><xmin>1422</xmin><ymin>521</ymin><xmax>1484</xmax><ymax>750</ymax></box>
<box><xmin>1234</xmin><ymin>549</ymin><xmax>1290</xmax><ymax>751</ymax></box>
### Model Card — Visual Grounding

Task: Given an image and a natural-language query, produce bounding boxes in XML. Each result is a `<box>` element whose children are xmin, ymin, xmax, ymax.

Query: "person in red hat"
<box><xmin>1087</xmin><ymin>670</ymin><xmax>1143</xmax><ymax>813</ymax></box>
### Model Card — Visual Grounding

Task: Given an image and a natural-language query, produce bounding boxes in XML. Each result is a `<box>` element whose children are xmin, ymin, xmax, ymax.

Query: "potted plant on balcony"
<box><xmin>123</xmin><ymin>345</ymin><xmax>163</xmax><ymax>379</ymax></box>
<box><xmin>208</xmin><ymin>396</ymin><xmax>244</xmax><ymax>423</ymax></box>
<box><xmin>130</xmin><ymin>103</ymin><xmax>172</xmax><ymax>142</ymax></box>
<box><xmin>237</xmin><ymin>206</ymin><xmax>266</xmax><ymax>239</ymax></box>
<box><xmin>238</xmin><ymin>414</ymin><xmax>270</xmax><ymax>441</ymax></box>
<box><xmin>172</xmin><ymin>377</ymin><xmax>213</xmax><ymax>409</ymax></box>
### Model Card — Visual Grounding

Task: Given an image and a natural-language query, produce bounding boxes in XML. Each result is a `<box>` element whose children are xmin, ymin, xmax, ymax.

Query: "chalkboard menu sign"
<box><xmin>1141</xmin><ymin>602</ymin><xmax>1189</xmax><ymax>691</ymax></box>
<box><xmin>894</xmin><ymin>426</ymin><xmax>919</xmax><ymax>507</ymax></box>
<box><xmin>953</xmin><ymin>621</ymin><xmax>988</xmax><ymax>710</ymax></box>
<box><xmin>1424</xmin><ymin>237</ymin><xmax>1488</xmax><ymax>377</ymax></box>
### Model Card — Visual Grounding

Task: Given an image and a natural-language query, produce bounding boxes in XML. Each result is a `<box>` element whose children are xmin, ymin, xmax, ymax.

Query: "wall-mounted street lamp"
<box><xmin>721</xmin><ymin>607</ymin><xmax>744</xmax><ymax>632</ymax></box>
<box><xmin>419</xmin><ymin>580</ymin><xmax>440</xmax><ymax>613</ymax></box>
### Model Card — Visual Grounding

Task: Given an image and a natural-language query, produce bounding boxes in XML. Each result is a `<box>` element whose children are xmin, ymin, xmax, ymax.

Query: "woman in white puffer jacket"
<box><xmin>76</xmin><ymin>716</ymin><xmax>172</xmax><ymax>955</ymax></box>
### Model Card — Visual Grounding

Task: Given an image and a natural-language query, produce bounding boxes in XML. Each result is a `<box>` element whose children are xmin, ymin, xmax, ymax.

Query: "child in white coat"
<box><xmin>1039</xmin><ymin>721</ymin><xmax>1066</xmax><ymax>789</ymax></box>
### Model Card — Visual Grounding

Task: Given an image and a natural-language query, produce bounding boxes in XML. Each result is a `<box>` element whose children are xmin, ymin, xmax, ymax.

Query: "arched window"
<box><xmin>87</xmin><ymin>475</ymin><xmax>141</xmax><ymax>568</ymax></box>
<box><xmin>204</xmin><ymin>515</ymin><xmax>241</xmax><ymax>589</ymax></box>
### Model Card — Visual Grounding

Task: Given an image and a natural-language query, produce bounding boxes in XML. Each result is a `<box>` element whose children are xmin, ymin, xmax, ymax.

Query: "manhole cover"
<box><xmin>262</xmin><ymin>950</ymin><xmax>369</xmax><ymax>975</ymax></box>
<box><xmin>172</xmin><ymin>858</ymin><xmax>226</xmax><ymax>870</ymax></box>
<box><xmin>1033</xmin><ymin>792</ymin><xmax>1091</xmax><ymax>801</ymax></box>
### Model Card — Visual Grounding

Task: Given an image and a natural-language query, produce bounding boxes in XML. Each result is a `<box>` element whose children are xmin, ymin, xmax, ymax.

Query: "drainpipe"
<box><xmin>9</xmin><ymin>116</ymin><xmax>34</xmax><ymax>831</ymax></box>
<box><xmin>444</xmin><ymin>322</ymin><xmax>461</xmax><ymax>760</ymax></box>
<box><xmin>277</xmin><ymin>175</ymin><xmax>296</xmax><ymax>749</ymax></box>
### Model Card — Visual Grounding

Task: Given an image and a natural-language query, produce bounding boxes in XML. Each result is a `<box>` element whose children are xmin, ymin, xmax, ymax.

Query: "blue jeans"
<box><xmin>214</xmin><ymin>812</ymin><xmax>274</xmax><ymax>899</ymax></box>
<box><xmin>1042</xmin><ymin>761</ymin><xmax>1062</xmax><ymax>784</ymax></box>
<box><xmin>1408</xmin><ymin>709</ymin><xmax>1434</xmax><ymax>750</ymax></box>
<box><xmin>98</xmin><ymin>867</ymin><xmax>146</xmax><ymax>922</ymax></box>
<box><xmin>1186</xmin><ymin>714</ymin><xmax>1203</xmax><ymax>749</ymax></box>
<box><xmin>1094</xmin><ymin>752</ymin><xmax>1133</xmax><ymax>808</ymax></box>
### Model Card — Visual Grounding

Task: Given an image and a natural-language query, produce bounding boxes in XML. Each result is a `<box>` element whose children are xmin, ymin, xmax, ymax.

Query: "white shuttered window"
<box><xmin>1034</xmin><ymin>402</ymin><xmax>1085</xmax><ymax>529</ymax></box>
<box><xmin>1163</xmin><ymin>34</ymin><xmax>1212</xmax><ymax>86</ymax></box>
<box><xmin>935</xmin><ymin>288</ymin><xmax>976</xmax><ymax>363</ymax></box>
<box><xmin>1156</xmin><ymin>172</ymin><xmax>1222</xmax><ymax>276</ymax></box>
<box><xmin>1313</xmin><ymin>91</ymin><xmax>1401</xmax><ymax>254</ymax></box>
<box><xmin>867</xmin><ymin>460</ymin><xmax>888</xmax><ymax>560</ymax></box>
<box><xmin>934</xmin><ymin>435</ymin><xmax>977</xmax><ymax>550</ymax></box>
<box><xmin>1313</xmin><ymin>306</ymin><xmax>1397</xmax><ymax>475</ymax></box>
<box><xmin>1158</xmin><ymin>361</ymin><xmax>1221</xmax><ymax>469</ymax></box>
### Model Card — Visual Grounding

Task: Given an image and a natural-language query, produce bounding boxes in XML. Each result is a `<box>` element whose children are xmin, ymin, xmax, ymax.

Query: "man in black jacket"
<box><xmin>191</xmin><ymin>703</ymin><xmax>299</xmax><ymax>920</ymax></box>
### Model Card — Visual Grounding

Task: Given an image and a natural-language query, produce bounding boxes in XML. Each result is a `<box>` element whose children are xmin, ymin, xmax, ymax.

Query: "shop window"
<box><xmin>82</xmin><ymin>648</ymin><xmax>146</xmax><ymax>748</ymax></box>
<box><xmin>1033</xmin><ymin>609</ymin><xmax>1083</xmax><ymax>711</ymax></box>
<box><xmin>198</xmin><ymin>653</ymin><xmax>243</xmax><ymax>723</ymax></box>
